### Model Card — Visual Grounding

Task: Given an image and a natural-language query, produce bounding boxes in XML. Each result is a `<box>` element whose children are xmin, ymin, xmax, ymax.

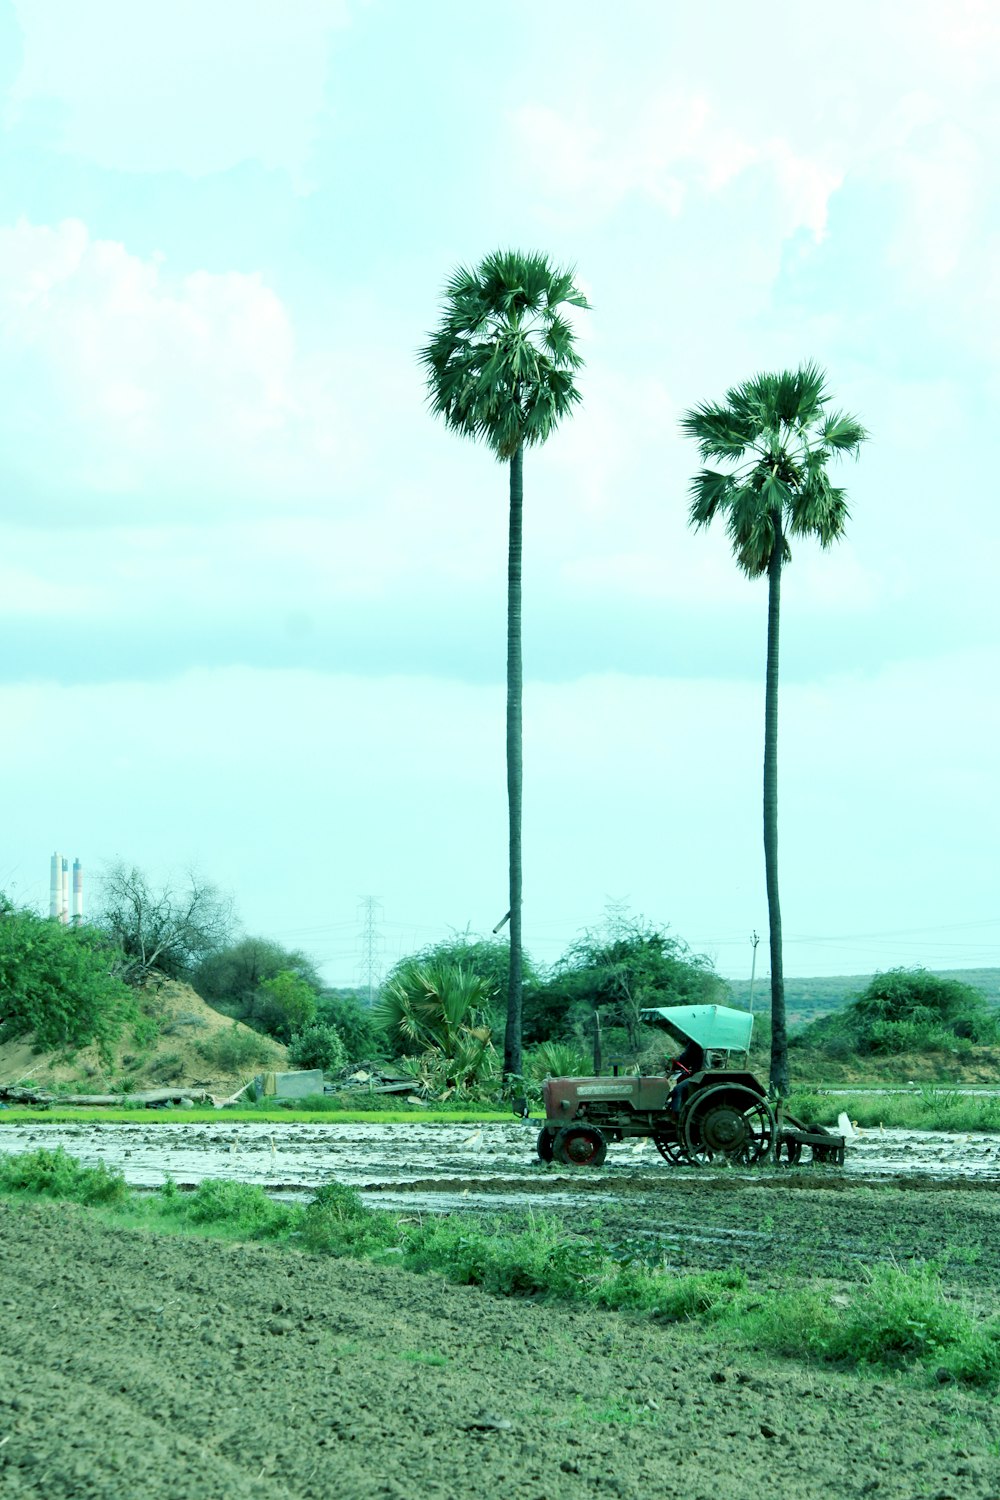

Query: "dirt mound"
<box><xmin>0</xmin><ymin>980</ymin><xmax>288</xmax><ymax>1096</ymax></box>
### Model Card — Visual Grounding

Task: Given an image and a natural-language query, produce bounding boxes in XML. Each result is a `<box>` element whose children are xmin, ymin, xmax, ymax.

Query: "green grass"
<box><xmin>0</xmin><ymin>1106</ymin><xmax>513</xmax><ymax>1125</ymax></box>
<box><xmin>786</xmin><ymin>1088</ymin><xmax>1000</xmax><ymax>1133</ymax></box>
<box><xmin>2</xmin><ymin>1147</ymin><xmax>999</xmax><ymax>1391</ymax></box>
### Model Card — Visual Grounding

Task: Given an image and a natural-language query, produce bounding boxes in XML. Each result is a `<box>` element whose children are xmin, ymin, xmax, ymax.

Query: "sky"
<box><xmin>1</xmin><ymin>0</ymin><xmax>998</xmax><ymax>988</ymax></box>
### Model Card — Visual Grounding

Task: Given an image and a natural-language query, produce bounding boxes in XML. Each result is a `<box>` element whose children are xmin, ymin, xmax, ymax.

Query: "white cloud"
<box><xmin>510</xmin><ymin>93</ymin><xmax>843</xmax><ymax>240</ymax></box>
<box><xmin>0</xmin><ymin>218</ymin><xmax>352</xmax><ymax>516</ymax></box>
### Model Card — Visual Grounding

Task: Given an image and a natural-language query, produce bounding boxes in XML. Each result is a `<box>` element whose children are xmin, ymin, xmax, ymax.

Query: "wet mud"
<box><xmin>2</xmin><ymin>1119</ymin><xmax>999</xmax><ymax>1297</ymax></box>
<box><xmin>3</xmin><ymin>1196</ymin><xmax>1000</xmax><ymax>1500</ymax></box>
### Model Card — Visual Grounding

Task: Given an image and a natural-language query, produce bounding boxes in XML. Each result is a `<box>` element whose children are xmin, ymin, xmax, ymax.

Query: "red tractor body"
<box><xmin>535</xmin><ymin>1005</ymin><xmax>845</xmax><ymax>1168</ymax></box>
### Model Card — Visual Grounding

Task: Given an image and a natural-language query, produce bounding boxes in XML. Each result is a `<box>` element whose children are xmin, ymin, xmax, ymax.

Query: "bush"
<box><xmin>288</xmin><ymin>1022</ymin><xmax>347</xmax><ymax>1073</ymax></box>
<box><xmin>299</xmin><ymin>1182</ymin><xmax>399</xmax><ymax>1256</ymax></box>
<box><xmin>184</xmin><ymin>1178</ymin><xmax>295</xmax><ymax>1238</ymax></box>
<box><xmin>315</xmin><ymin>991</ymin><xmax>385</xmax><ymax>1062</ymax></box>
<box><xmin>0</xmin><ymin>1147</ymin><xmax>129</xmax><ymax>1205</ymax></box>
<box><xmin>524</xmin><ymin>1041</ymin><xmax>590</xmax><ymax>1080</ymax></box>
<box><xmin>251</xmin><ymin>970</ymin><xmax>318</xmax><ymax>1042</ymax></box>
<box><xmin>0</xmin><ymin>898</ymin><xmax>137</xmax><ymax>1060</ymax></box>
<box><xmin>196</xmin><ymin>1024</ymin><xmax>276</xmax><ymax>1073</ymax></box>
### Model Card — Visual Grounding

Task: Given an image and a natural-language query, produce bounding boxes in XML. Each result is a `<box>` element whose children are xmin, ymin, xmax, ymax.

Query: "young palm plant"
<box><xmin>681</xmin><ymin>364</ymin><xmax>868</xmax><ymax>1094</ymax></box>
<box><xmin>375</xmin><ymin>962</ymin><xmax>498</xmax><ymax>1096</ymax></box>
<box><xmin>420</xmin><ymin>250</ymin><xmax>589</xmax><ymax>1081</ymax></box>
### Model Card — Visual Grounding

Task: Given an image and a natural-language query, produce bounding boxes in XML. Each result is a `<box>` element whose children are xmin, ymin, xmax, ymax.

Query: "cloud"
<box><xmin>0</xmin><ymin>218</ymin><xmax>351</xmax><ymax>520</ymax></box>
<box><xmin>509</xmin><ymin>93</ymin><xmax>843</xmax><ymax>241</ymax></box>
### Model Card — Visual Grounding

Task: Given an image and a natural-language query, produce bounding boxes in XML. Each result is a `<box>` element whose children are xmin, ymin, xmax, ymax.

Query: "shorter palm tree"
<box><xmin>681</xmin><ymin>364</ymin><xmax>868</xmax><ymax>1093</ymax></box>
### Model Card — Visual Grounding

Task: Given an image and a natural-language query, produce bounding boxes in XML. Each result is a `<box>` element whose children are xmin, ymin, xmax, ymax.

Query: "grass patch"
<box><xmin>2</xmin><ymin>1148</ymin><xmax>999</xmax><ymax>1390</ymax></box>
<box><xmin>787</xmin><ymin>1088</ymin><xmax>1000</xmax><ymax>1133</ymax></box>
<box><xmin>0</xmin><ymin>1107</ymin><xmax>513</xmax><ymax>1125</ymax></box>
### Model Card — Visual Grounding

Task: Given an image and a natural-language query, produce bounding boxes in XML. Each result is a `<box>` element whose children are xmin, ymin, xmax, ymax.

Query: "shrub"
<box><xmin>288</xmin><ymin>1022</ymin><xmax>347</xmax><ymax>1073</ymax></box>
<box><xmin>184</xmin><ymin>1178</ymin><xmax>295</xmax><ymax>1238</ymax></box>
<box><xmin>315</xmin><ymin>991</ymin><xmax>385</xmax><ymax>1062</ymax></box>
<box><xmin>299</xmin><ymin>1181</ymin><xmax>399</xmax><ymax>1255</ymax></box>
<box><xmin>0</xmin><ymin>1147</ymin><xmax>129</xmax><ymax>1205</ymax></box>
<box><xmin>0</xmin><ymin>899</ymin><xmax>137</xmax><ymax>1060</ymax></box>
<box><xmin>196</xmin><ymin>1024</ymin><xmax>276</xmax><ymax>1073</ymax></box>
<box><xmin>524</xmin><ymin>1041</ymin><xmax>590</xmax><ymax>1079</ymax></box>
<box><xmin>251</xmin><ymin>970</ymin><xmax>318</xmax><ymax>1042</ymax></box>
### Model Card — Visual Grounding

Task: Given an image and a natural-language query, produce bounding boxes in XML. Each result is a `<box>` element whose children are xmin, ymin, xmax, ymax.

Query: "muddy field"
<box><xmin>2</xmin><ymin>1119</ymin><xmax>1000</xmax><ymax>1297</ymax></box>
<box><xmin>3</xmin><ymin>1195</ymin><xmax>1000</xmax><ymax>1500</ymax></box>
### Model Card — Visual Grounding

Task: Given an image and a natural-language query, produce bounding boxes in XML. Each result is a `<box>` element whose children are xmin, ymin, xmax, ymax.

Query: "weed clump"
<box><xmin>298</xmin><ymin>1181</ymin><xmax>398</xmax><ymax>1255</ymax></box>
<box><xmin>184</xmin><ymin>1178</ymin><xmax>296</xmax><ymax>1238</ymax></box>
<box><xmin>0</xmin><ymin>1146</ymin><xmax>129</xmax><ymax>1205</ymax></box>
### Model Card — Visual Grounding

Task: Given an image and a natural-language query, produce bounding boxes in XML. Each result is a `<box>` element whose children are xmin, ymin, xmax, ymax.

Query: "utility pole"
<box><xmin>357</xmin><ymin>896</ymin><xmax>383</xmax><ymax>1009</ymax></box>
<box><xmin>748</xmin><ymin>930</ymin><xmax>761</xmax><ymax>1014</ymax></box>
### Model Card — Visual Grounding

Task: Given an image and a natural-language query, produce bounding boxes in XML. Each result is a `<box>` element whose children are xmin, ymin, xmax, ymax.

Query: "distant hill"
<box><xmin>723</xmin><ymin>968</ymin><xmax>1000</xmax><ymax>1029</ymax></box>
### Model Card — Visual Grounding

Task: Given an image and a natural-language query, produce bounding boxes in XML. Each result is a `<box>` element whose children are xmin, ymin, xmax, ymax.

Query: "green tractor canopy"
<box><xmin>639</xmin><ymin>1004</ymin><xmax>754</xmax><ymax>1057</ymax></box>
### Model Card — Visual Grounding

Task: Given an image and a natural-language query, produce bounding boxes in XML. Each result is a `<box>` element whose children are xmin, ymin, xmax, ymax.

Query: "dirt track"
<box><xmin>2</xmin><ymin>1198</ymin><xmax>1000</xmax><ymax>1500</ymax></box>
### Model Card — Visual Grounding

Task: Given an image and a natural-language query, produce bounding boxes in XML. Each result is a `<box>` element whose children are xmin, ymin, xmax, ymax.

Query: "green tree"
<box><xmin>0</xmin><ymin>897</ymin><xmax>136</xmax><ymax>1060</ymax></box>
<box><xmin>682</xmin><ymin>365</ymin><xmax>867</xmax><ymax>1093</ymax></box>
<box><xmin>315</xmin><ymin>990</ymin><xmax>385</xmax><ymax>1063</ymax></box>
<box><xmin>253</xmin><ymin>970</ymin><xmax>318</xmax><ymax>1043</ymax></box>
<box><xmin>375</xmin><ymin>962</ymin><xmax>498</xmax><ymax>1093</ymax></box>
<box><xmin>193</xmin><ymin>937</ymin><xmax>323</xmax><ymax>1019</ymax></box>
<box><xmin>288</xmin><ymin>1021</ymin><xmax>348</xmax><ymax>1074</ymax></box>
<box><xmin>421</xmin><ymin>250</ymin><xmax>589</xmax><ymax>1081</ymax></box>
<box><xmin>526</xmin><ymin>919</ymin><xmax>723</xmax><ymax>1054</ymax></box>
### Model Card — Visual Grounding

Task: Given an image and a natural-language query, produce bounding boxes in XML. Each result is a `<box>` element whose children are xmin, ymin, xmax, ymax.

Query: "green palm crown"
<box><xmin>680</xmin><ymin>362</ymin><xmax>869</xmax><ymax>576</ymax></box>
<box><xmin>420</xmin><ymin>249</ymin><xmax>589</xmax><ymax>461</ymax></box>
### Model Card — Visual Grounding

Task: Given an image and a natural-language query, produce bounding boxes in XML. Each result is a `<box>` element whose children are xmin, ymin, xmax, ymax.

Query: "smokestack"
<box><xmin>50</xmin><ymin>852</ymin><xmax>62</xmax><ymax>919</ymax></box>
<box><xmin>72</xmin><ymin>859</ymin><xmax>83</xmax><ymax>925</ymax></box>
<box><xmin>60</xmin><ymin>857</ymin><xmax>69</xmax><ymax>925</ymax></box>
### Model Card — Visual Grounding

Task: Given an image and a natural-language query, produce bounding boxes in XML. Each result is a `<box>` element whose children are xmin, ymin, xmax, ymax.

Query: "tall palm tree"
<box><xmin>420</xmin><ymin>250</ymin><xmax>589</xmax><ymax>1081</ymax></box>
<box><xmin>681</xmin><ymin>364</ymin><xmax>868</xmax><ymax>1094</ymax></box>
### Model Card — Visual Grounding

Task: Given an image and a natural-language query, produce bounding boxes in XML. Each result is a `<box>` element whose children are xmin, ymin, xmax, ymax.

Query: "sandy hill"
<box><xmin>0</xmin><ymin>979</ymin><xmax>288</xmax><ymax>1098</ymax></box>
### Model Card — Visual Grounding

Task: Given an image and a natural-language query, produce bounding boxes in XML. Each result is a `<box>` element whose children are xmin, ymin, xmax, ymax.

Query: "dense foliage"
<box><xmin>0</xmin><ymin>898</ymin><xmax>136</xmax><ymax>1059</ymax></box>
<box><xmin>793</xmin><ymin>967</ymin><xmax>998</xmax><ymax>1059</ymax></box>
<box><xmin>376</xmin><ymin>961</ymin><xmax>498</xmax><ymax>1094</ymax></box>
<box><xmin>525</xmin><ymin>920</ymin><xmax>723</xmax><ymax>1061</ymax></box>
<box><xmin>314</xmin><ymin>991</ymin><xmax>384</xmax><ymax>1063</ymax></box>
<box><xmin>287</xmin><ymin>1021</ymin><xmax>347</xmax><ymax>1074</ymax></box>
<box><xmin>193</xmin><ymin>936</ymin><xmax>322</xmax><ymax>1017</ymax></box>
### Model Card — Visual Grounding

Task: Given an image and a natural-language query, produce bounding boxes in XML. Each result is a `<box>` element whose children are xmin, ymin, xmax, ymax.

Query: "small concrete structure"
<box><xmin>254</xmin><ymin>1068</ymin><xmax>324</xmax><ymax>1100</ymax></box>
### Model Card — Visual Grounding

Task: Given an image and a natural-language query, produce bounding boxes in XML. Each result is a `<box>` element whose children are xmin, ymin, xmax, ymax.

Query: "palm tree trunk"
<box><xmin>764</xmin><ymin>521</ymin><xmax>788</xmax><ymax>1094</ymax></box>
<box><xmin>503</xmin><ymin>443</ymin><xmax>524</xmax><ymax>1080</ymax></box>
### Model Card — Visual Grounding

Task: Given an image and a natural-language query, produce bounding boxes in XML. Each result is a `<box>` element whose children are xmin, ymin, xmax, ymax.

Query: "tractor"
<box><xmin>535</xmin><ymin>1004</ymin><xmax>845</xmax><ymax>1168</ymax></box>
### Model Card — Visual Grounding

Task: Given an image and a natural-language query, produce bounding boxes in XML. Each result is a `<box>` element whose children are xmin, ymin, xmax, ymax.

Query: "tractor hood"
<box><xmin>639</xmin><ymin>1004</ymin><xmax>754</xmax><ymax>1053</ymax></box>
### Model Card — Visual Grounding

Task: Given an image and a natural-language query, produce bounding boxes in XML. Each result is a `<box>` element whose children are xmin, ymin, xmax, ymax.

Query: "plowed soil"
<box><xmin>2</xmin><ymin>1198</ymin><xmax>1000</xmax><ymax>1500</ymax></box>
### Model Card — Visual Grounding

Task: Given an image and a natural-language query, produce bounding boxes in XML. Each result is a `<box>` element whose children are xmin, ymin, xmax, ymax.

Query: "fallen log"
<box><xmin>0</xmin><ymin>1085</ymin><xmax>215</xmax><ymax>1108</ymax></box>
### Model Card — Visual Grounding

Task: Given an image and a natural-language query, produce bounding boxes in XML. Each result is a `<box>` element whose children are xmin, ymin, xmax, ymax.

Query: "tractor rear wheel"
<box><xmin>680</xmin><ymin>1086</ymin><xmax>775</xmax><ymax>1167</ymax></box>
<box><xmin>552</xmin><ymin>1124</ymin><xmax>608</xmax><ymax>1168</ymax></box>
<box><xmin>536</xmin><ymin>1127</ymin><xmax>555</xmax><ymax>1163</ymax></box>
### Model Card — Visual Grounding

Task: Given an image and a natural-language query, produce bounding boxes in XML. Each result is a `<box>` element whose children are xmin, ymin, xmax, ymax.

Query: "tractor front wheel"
<box><xmin>536</xmin><ymin>1127</ymin><xmax>555</xmax><ymax>1163</ymax></box>
<box><xmin>552</xmin><ymin>1124</ymin><xmax>608</xmax><ymax>1168</ymax></box>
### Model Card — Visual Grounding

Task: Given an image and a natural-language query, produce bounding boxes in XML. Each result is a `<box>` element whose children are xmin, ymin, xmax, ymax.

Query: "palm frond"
<box><xmin>688</xmin><ymin>468</ymin><xmax>734</xmax><ymax>527</ymax></box>
<box><xmin>820</xmin><ymin>410</ymin><xmax>869</xmax><ymax>454</ymax></box>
